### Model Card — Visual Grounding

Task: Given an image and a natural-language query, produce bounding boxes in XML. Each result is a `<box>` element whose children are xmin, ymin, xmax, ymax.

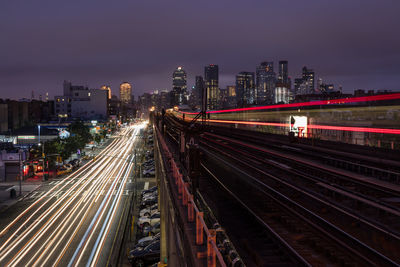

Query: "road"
<box><xmin>0</xmin><ymin>124</ymin><xmax>145</xmax><ymax>266</ymax></box>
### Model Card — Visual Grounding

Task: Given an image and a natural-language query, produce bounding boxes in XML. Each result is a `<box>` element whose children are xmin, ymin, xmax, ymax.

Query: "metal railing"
<box><xmin>156</xmin><ymin>127</ymin><xmax>226</xmax><ymax>267</ymax></box>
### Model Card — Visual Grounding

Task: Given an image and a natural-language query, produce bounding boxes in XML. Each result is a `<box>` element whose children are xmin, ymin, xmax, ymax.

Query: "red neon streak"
<box><xmin>175</xmin><ymin>114</ymin><xmax>400</xmax><ymax>134</ymax></box>
<box><xmin>206</xmin><ymin>119</ymin><xmax>400</xmax><ymax>135</ymax></box>
<box><xmin>180</xmin><ymin>93</ymin><xmax>400</xmax><ymax>115</ymax></box>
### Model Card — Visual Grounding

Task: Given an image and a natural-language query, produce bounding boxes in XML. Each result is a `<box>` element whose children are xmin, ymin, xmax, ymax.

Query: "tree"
<box><xmin>94</xmin><ymin>134</ymin><xmax>102</xmax><ymax>144</ymax></box>
<box><xmin>68</xmin><ymin>120</ymin><xmax>92</xmax><ymax>146</ymax></box>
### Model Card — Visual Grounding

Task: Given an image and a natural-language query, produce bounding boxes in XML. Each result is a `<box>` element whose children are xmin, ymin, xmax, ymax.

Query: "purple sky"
<box><xmin>1</xmin><ymin>0</ymin><xmax>400</xmax><ymax>100</ymax></box>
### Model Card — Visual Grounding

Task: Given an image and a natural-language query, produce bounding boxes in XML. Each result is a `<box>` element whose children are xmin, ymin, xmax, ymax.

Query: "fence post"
<box><xmin>196</xmin><ymin>212</ymin><xmax>204</xmax><ymax>245</ymax></box>
<box><xmin>207</xmin><ymin>229</ymin><xmax>217</xmax><ymax>267</ymax></box>
<box><xmin>188</xmin><ymin>195</ymin><xmax>194</xmax><ymax>222</ymax></box>
<box><xmin>183</xmin><ymin>183</ymin><xmax>189</xmax><ymax>205</ymax></box>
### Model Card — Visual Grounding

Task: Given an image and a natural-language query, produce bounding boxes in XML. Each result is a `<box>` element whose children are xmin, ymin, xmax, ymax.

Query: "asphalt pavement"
<box><xmin>0</xmin><ymin>124</ymin><xmax>146</xmax><ymax>266</ymax></box>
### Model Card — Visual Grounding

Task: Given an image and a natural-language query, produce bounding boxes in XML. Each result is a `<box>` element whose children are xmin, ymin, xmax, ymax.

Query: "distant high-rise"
<box><xmin>274</xmin><ymin>83</ymin><xmax>290</xmax><ymax>104</ymax></box>
<box><xmin>294</xmin><ymin>78</ymin><xmax>303</xmax><ymax>94</ymax></box>
<box><xmin>194</xmin><ymin>76</ymin><xmax>204</xmax><ymax>108</ymax></box>
<box><xmin>236</xmin><ymin>72</ymin><xmax>255</xmax><ymax>107</ymax></box>
<box><xmin>172</xmin><ymin>66</ymin><xmax>187</xmax><ymax>106</ymax></box>
<box><xmin>294</xmin><ymin>66</ymin><xmax>315</xmax><ymax>95</ymax></box>
<box><xmin>205</xmin><ymin>64</ymin><xmax>219</xmax><ymax>110</ymax></box>
<box><xmin>227</xmin><ymin>85</ymin><xmax>236</xmax><ymax>97</ymax></box>
<box><xmin>226</xmin><ymin>85</ymin><xmax>237</xmax><ymax>107</ymax></box>
<box><xmin>120</xmin><ymin>82</ymin><xmax>132</xmax><ymax>104</ymax></box>
<box><xmin>302</xmin><ymin>66</ymin><xmax>315</xmax><ymax>93</ymax></box>
<box><xmin>256</xmin><ymin>61</ymin><xmax>275</xmax><ymax>104</ymax></box>
<box><xmin>278</xmin><ymin>60</ymin><xmax>289</xmax><ymax>85</ymax></box>
<box><xmin>101</xmin><ymin>85</ymin><xmax>112</xmax><ymax>99</ymax></box>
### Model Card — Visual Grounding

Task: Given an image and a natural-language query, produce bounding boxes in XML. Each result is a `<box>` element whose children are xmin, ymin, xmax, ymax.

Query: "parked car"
<box><xmin>69</xmin><ymin>159</ymin><xmax>81</xmax><ymax>167</ymax></box>
<box><xmin>57</xmin><ymin>167</ymin><xmax>71</xmax><ymax>176</ymax></box>
<box><xmin>140</xmin><ymin>198</ymin><xmax>157</xmax><ymax>209</ymax></box>
<box><xmin>139</xmin><ymin>204</ymin><xmax>158</xmax><ymax>217</ymax></box>
<box><xmin>137</xmin><ymin>213</ymin><xmax>160</xmax><ymax>227</ymax></box>
<box><xmin>143</xmin><ymin>160</ymin><xmax>154</xmax><ymax>166</ymax></box>
<box><xmin>64</xmin><ymin>164</ymin><xmax>73</xmax><ymax>170</ymax></box>
<box><xmin>143</xmin><ymin>168</ymin><xmax>155</xmax><ymax>177</ymax></box>
<box><xmin>139</xmin><ymin>207</ymin><xmax>159</xmax><ymax>218</ymax></box>
<box><xmin>143</xmin><ymin>163</ymin><xmax>155</xmax><ymax>170</ymax></box>
<box><xmin>142</xmin><ymin>191</ymin><xmax>157</xmax><ymax>200</ymax></box>
<box><xmin>128</xmin><ymin>241</ymin><xmax>160</xmax><ymax>266</ymax></box>
<box><xmin>142</xmin><ymin>221</ymin><xmax>161</xmax><ymax>236</ymax></box>
<box><xmin>141</xmin><ymin>186</ymin><xmax>157</xmax><ymax>196</ymax></box>
<box><xmin>135</xmin><ymin>233</ymin><xmax>160</xmax><ymax>249</ymax></box>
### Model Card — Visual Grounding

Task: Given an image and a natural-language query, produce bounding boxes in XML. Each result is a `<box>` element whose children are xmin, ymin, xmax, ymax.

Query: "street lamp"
<box><xmin>38</xmin><ymin>125</ymin><xmax>41</xmax><ymax>144</ymax></box>
<box><xmin>19</xmin><ymin>150</ymin><xmax>23</xmax><ymax>196</ymax></box>
<box><xmin>38</xmin><ymin>142</ymin><xmax>46</xmax><ymax>181</ymax></box>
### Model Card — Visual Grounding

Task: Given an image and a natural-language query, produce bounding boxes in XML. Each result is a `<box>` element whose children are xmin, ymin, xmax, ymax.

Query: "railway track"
<box><xmin>162</xmin><ymin>119</ymin><xmax>309</xmax><ymax>266</ymax></box>
<box><xmin>200</xmin><ymin>133</ymin><xmax>400</xmax><ymax>266</ymax></box>
<box><xmin>163</xmin><ymin>114</ymin><xmax>400</xmax><ymax>265</ymax></box>
<box><xmin>209</xmin><ymin>126</ymin><xmax>400</xmax><ymax>184</ymax></box>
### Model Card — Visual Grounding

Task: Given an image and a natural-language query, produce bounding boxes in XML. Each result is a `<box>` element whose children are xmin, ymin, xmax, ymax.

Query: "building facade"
<box><xmin>274</xmin><ymin>83</ymin><xmax>290</xmax><ymax>104</ymax></box>
<box><xmin>295</xmin><ymin>66</ymin><xmax>315</xmax><ymax>95</ymax></box>
<box><xmin>100</xmin><ymin>85</ymin><xmax>112</xmax><ymax>99</ymax></box>
<box><xmin>256</xmin><ymin>61</ymin><xmax>275</xmax><ymax>105</ymax></box>
<box><xmin>194</xmin><ymin>76</ymin><xmax>204</xmax><ymax>109</ymax></box>
<box><xmin>236</xmin><ymin>72</ymin><xmax>255</xmax><ymax>107</ymax></box>
<box><xmin>120</xmin><ymin>82</ymin><xmax>132</xmax><ymax>105</ymax></box>
<box><xmin>277</xmin><ymin>60</ymin><xmax>289</xmax><ymax>85</ymax></box>
<box><xmin>172</xmin><ymin>67</ymin><xmax>187</xmax><ymax>106</ymax></box>
<box><xmin>205</xmin><ymin>64</ymin><xmax>219</xmax><ymax>110</ymax></box>
<box><xmin>55</xmin><ymin>81</ymin><xmax>108</xmax><ymax>120</ymax></box>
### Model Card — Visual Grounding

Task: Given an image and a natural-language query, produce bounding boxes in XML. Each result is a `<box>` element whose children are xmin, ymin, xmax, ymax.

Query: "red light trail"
<box><xmin>180</xmin><ymin>93</ymin><xmax>400</xmax><ymax>115</ymax></box>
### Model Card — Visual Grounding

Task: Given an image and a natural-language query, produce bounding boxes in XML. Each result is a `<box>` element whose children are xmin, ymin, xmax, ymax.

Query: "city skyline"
<box><xmin>1</xmin><ymin>0</ymin><xmax>400</xmax><ymax>99</ymax></box>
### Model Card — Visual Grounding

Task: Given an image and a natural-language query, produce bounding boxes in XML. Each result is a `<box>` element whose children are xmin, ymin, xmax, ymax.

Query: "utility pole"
<box><xmin>19</xmin><ymin>150</ymin><xmax>23</xmax><ymax>196</ymax></box>
<box><xmin>38</xmin><ymin>125</ymin><xmax>41</xmax><ymax>144</ymax></box>
<box><xmin>42</xmin><ymin>142</ymin><xmax>46</xmax><ymax>180</ymax></box>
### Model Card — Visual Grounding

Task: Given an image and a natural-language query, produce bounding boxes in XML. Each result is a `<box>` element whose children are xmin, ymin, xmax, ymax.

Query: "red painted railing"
<box><xmin>157</xmin><ymin>127</ymin><xmax>226</xmax><ymax>267</ymax></box>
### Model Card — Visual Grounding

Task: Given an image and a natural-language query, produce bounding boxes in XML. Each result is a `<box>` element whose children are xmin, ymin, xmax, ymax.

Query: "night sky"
<box><xmin>1</xmin><ymin>0</ymin><xmax>400</xmax><ymax>100</ymax></box>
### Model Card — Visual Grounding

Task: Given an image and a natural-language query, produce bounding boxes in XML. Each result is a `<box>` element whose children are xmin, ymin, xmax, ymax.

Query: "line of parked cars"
<box><xmin>142</xmin><ymin>129</ymin><xmax>155</xmax><ymax>177</ymax></box>
<box><xmin>128</xmin><ymin>186</ymin><xmax>160</xmax><ymax>267</ymax></box>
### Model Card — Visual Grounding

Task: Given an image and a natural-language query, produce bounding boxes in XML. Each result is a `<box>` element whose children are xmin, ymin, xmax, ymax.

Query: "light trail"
<box><xmin>180</xmin><ymin>93</ymin><xmax>400</xmax><ymax>114</ymax></box>
<box><xmin>0</xmin><ymin>123</ymin><xmax>145</xmax><ymax>266</ymax></box>
<box><xmin>176</xmin><ymin>114</ymin><xmax>400</xmax><ymax>135</ymax></box>
<box><xmin>0</xmin><ymin>140</ymin><xmax>120</xmax><ymax>261</ymax></box>
<box><xmin>88</xmin><ymin>144</ymin><xmax>135</xmax><ymax>266</ymax></box>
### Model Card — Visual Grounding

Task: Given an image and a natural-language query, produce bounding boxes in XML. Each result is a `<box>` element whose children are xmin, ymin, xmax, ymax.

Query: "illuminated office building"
<box><xmin>120</xmin><ymin>82</ymin><xmax>132</xmax><ymax>104</ymax></box>
<box><xmin>205</xmin><ymin>64</ymin><xmax>219</xmax><ymax>110</ymax></box>
<box><xmin>256</xmin><ymin>61</ymin><xmax>275</xmax><ymax>104</ymax></box>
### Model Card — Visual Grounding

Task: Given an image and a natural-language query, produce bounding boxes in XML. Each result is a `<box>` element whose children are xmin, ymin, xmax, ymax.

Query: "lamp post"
<box><xmin>19</xmin><ymin>150</ymin><xmax>22</xmax><ymax>196</ymax></box>
<box><xmin>39</xmin><ymin>142</ymin><xmax>46</xmax><ymax>181</ymax></box>
<box><xmin>38</xmin><ymin>125</ymin><xmax>41</xmax><ymax>144</ymax></box>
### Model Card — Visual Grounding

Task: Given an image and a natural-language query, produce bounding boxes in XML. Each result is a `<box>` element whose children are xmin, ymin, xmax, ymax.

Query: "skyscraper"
<box><xmin>294</xmin><ymin>66</ymin><xmax>315</xmax><ymax>95</ymax></box>
<box><xmin>256</xmin><ymin>61</ymin><xmax>275</xmax><ymax>104</ymax></box>
<box><xmin>204</xmin><ymin>64</ymin><xmax>219</xmax><ymax>110</ymax></box>
<box><xmin>120</xmin><ymin>82</ymin><xmax>132</xmax><ymax>104</ymax></box>
<box><xmin>236</xmin><ymin>72</ymin><xmax>255</xmax><ymax>107</ymax></box>
<box><xmin>277</xmin><ymin>60</ymin><xmax>289</xmax><ymax>85</ymax></box>
<box><xmin>226</xmin><ymin>85</ymin><xmax>236</xmax><ymax>107</ymax></box>
<box><xmin>172</xmin><ymin>66</ymin><xmax>187</xmax><ymax>106</ymax></box>
<box><xmin>302</xmin><ymin>66</ymin><xmax>315</xmax><ymax>92</ymax></box>
<box><xmin>194</xmin><ymin>76</ymin><xmax>204</xmax><ymax>108</ymax></box>
<box><xmin>100</xmin><ymin>85</ymin><xmax>112</xmax><ymax>99</ymax></box>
